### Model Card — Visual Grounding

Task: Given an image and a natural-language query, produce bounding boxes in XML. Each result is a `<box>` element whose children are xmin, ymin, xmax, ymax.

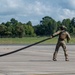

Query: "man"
<box><xmin>52</xmin><ymin>25</ymin><xmax>71</xmax><ymax>61</ymax></box>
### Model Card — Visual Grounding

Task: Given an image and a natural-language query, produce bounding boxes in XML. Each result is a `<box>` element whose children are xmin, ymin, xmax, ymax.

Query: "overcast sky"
<box><xmin>0</xmin><ymin>0</ymin><xmax>75</xmax><ymax>25</ymax></box>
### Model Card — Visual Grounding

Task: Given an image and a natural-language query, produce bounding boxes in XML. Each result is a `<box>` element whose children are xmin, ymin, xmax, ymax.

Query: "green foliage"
<box><xmin>34</xmin><ymin>16</ymin><xmax>57</xmax><ymax>36</ymax></box>
<box><xmin>24</xmin><ymin>24</ymin><xmax>36</xmax><ymax>36</ymax></box>
<box><xmin>0</xmin><ymin>16</ymin><xmax>75</xmax><ymax>37</ymax></box>
<box><xmin>26</xmin><ymin>21</ymin><xmax>32</xmax><ymax>26</ymax></box>
<box><xmin>16</xmin><ymin>24</ymin><xmax>24</xmax><ymax>38</ymax></box>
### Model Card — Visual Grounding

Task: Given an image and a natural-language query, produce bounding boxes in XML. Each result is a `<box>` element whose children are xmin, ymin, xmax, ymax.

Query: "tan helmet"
<box><xmin>60</xmin><ymin>25</ymin><xmax>67</xmax><ymax>30</ymax></box>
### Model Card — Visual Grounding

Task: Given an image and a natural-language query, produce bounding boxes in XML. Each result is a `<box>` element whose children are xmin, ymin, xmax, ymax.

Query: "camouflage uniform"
<box><xmin>52</xmin><ymin>26</ymin><xmax>71</xmax><ymax>61</ymax></box>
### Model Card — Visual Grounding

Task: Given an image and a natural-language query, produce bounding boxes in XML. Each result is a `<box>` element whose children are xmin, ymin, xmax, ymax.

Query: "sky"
<box><xmin>0</xmin><ymin>0</ymin><xmax>75</xmax><ymax>25</ymax></box>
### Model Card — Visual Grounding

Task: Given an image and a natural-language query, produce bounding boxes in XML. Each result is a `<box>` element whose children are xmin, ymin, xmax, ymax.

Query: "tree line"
<box><xmin>0</xmin><ymin>18</ymin><xmax>36</xmax><ymax>38</ymax></box>
<box><xmin>0</xmin><ymin>16</ymin><xmax>75</xmax><ymax>38</ymax></box>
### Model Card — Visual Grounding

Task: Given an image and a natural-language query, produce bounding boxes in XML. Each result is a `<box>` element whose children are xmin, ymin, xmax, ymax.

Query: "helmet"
<box><xmin>60</xmin><ymin>25</ymin><xmax>67</xmax><ymax>30</ymax></box>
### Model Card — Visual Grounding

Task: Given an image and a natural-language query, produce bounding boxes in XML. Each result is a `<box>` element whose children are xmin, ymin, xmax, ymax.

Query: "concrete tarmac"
<box><xmin>0</xmin><ymin>45</ymin><xmax>75</xmax><ymax>75</ymax></box>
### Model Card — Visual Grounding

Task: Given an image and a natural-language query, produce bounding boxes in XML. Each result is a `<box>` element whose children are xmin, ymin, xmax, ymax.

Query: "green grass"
<box><xmin>0</xmin><ymin>37</ymin><xmax>75</xmax><ymax>44</ymax></box>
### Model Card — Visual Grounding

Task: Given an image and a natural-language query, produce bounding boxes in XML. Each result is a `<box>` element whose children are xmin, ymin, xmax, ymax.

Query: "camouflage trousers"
<box><xmin>53</xmin><ymin>41</ymin><xmax>69</xmax><ymax>61</ymax></box>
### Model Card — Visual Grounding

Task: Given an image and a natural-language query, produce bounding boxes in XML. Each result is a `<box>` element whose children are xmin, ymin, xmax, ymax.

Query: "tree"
<box><xmin>35</xmin><ymin>16</ymin><xmax>57</xmax><ymax>36</ymax></box>
<box><xmin>0</xmin><ymin>24</ymin><xmax>7</xmax><ymax>37</ymax></box>
<box><xmin>10</xmin><ymin>18</ymin><xmax>22</xmax><ymax>37</ymax></box>
<box><xmin>16</xmin><ymin>24</ymin><xmax>24</xmax><ymax>38</ymax></box>
<box><xmin>56</xmin><ymin>21</ymin><xmax>62</xmax><ymax>30</ymax></box>
<box><xmin>26</xmin><ymin>21</ymin><xmax>32</xmax><ymax>26</ymax></box>
<box><xmin>71</xmin><ymin>17</ymin><xmax>75</xmax><ymax>27</ymax></box>
<box><xmin>24</xmin><ymin>24</ymin><xmax>36</xmax><ymax>36</ymax></box>
<box><xmin>70</xmin><ymin>17</ymin><xmax>75</xmax><ymax>34</ymax></box>
<box><xmin>10</xmin><ymin>18</ymin><xmax>18</xmax><ymax>25</ymax></box>
<box><xmin>62</xmin><ymin>19</ymin><xmax>71</xmax><ymax>32</ymax></box>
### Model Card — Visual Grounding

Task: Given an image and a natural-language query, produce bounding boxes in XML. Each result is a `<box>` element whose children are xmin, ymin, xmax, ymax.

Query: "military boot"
<box><xmin>65</xmin><ymin>58</ymin><xmax>69</xmax><ymax>61</ymax></box>
<box><xmin>53</xmin><ymin>52</ymin><xmax>57</xmax><ymax>61</ymax></box>
<box><xmin>65</xmin><ymin>54</ymin><xmax>69</xmax><ymax>61</ymax></box>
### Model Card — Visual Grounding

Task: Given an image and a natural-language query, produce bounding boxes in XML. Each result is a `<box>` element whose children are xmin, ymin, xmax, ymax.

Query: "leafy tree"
<box><xmin>16</xmin><ymin>24</ymin><xmax>24</xmax><ymax>38</ymax></box>
<box><xmin>71</xmin><ymin>17</ymin><xmax>75</xmax><ymax>27</ymax></box>
<box><xmin>62</xmin><ymin>19</ymin><xmax>71</xmax><ymax>31</ymax></box>
<box><xmin>0</xmin><ymin>24</ymin><xmax>7</xmax><ymax>37</ymax></box>
<box><xmin>70</xmin><ymin>17</ymin><xmax>75</xmax><ymax>34</ymax></box>
<box><xmin>24</xmin><ymin>24</ymin><xmax>36</xmax><ymax>36</ymax></box>
<box><xmin>0</xmin><ymin>16</ymin><xmax>75</xmax><ymax>37</ymax></box>
<box><xmin>56</xmin><ymin>21</ymin><xmax>62</xmax><ymax>30</ymax></box>
<box><xmin>35</xmin><ymin>16</ymin><xmax>57</xmax><ymax>36</ymax></box>
<box><xmin>10</xmin><ymin>18</ymin><xmax>18</xmax><ymax>25</ymax></box>
<box><xmin>26</xmin><ymin>21</ymin><xmax>32</xmax><ymax>26</ymax></box>
<box><xmin>34</xmin><ymin>24</ymin><xmax>43</xmax><ymax>35</ymax></box>
<box><xmin>5</xmin><ymin>26</ymin><xmax>12</xmax><ymax>37</ymax></box>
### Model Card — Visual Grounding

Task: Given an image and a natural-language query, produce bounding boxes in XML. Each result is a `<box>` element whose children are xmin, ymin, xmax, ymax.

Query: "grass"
<box><xmin>0</xmin><ymin>37</ymin><xmax>75</xmax><ymax>44</ymax></box>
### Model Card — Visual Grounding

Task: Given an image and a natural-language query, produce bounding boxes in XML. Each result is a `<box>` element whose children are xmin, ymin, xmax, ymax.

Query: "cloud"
<box><xmin>27</xmin><ymin>1</ymin><xmax>51</xmax><ymax>15</ymax></box>
<box><xmin>0</xmin><ymin>0</ymin><xmax>21</xmax><ymax>15</ymax></box>
<box><xmin>56</xmin><ymin>8</ymin><xmax>75</xmax><ymax>21</ymax></box>
<box><xmin>47</xmin><ymin>0</ymin><xmax>75</xmax><ymax>21</ymax></box>
<box><xmin>0</xmin><ymin>0</ymin><xmax>75</xmax><ymax>25</ymax></box>
<box><xmin>68</xmin><ymin>0</ymin><xmax>75</xmax><ymax>9</ymax></box>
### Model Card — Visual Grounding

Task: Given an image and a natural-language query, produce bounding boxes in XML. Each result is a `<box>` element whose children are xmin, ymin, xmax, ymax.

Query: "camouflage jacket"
<box><xmin>52</xmin><ymin>30</ymin><xmax>71</xmax><ymax>42</ymax></box>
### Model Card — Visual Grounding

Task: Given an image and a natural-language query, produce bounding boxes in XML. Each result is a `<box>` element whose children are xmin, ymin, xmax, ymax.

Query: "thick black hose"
<box><xmin>0</xmin><ymin>37</ymin><xmax>51</xmax><ymax>57</ymax></box>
